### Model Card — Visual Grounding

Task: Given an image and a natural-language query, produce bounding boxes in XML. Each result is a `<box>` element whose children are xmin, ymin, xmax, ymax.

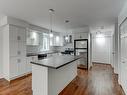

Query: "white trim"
<box><xmin>9</xmin><ymin>72</ymin><xmax>32</xmax><ymax>81</ymax></box>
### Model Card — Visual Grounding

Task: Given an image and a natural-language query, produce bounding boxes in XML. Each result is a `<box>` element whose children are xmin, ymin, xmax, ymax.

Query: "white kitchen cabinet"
<box><xmin>18</xmin><ymin>56</ymin><xmax>27</xmax><ymax>75</ymax></box>
<box><xmin>9</xmin><ymin>25</ymin><xmax>26</xmax><ymax>57</ymax></box>
<box><xmin>26</xmin><ymin>57</ymin><xmax>32</xmax><ymax>73</ymax></box>
<box><xmin>26</xmin><ymin>56</ymin><xmax>38</xmax><ymax>73</ymax></box>
<box><xmin>10</xmin><ymin>42</ymin><xmax>26</xmax><ymax>57</ymax></box>
<box><xmin>10</xmin><ymin>57</ymin><xmax>19</xmax><ymax>78</ymax></box>
<box><xmin>10</xmin><ymin>56</ymin><xmax>27</xmax><ymax>79</ymax></box>
<box><xmin>54</xmin><ymin>36</ymin><xmax>60</xmax><ymax>46</ymax></box>
<box><xmin>27</xmin><ymin>30</ymin><xmax>39</xmax><ymax>46</ymax></box>
<box><xmin>74</xmin><ymin>32</ymin><xmax>88</xmax><ymax>40</ymax></box>
<box><xmin>9</xmin><ymin>26</ymin><xmax>18</xmax><ymax>42</ymax></box>
<box><xmin>18</xmin><ymin>27</ymin><xmax>26</xmax><ymax>42</ymax></box>
<box><xmin>9</xmin><ymin>25</ymin><xmax>26</xmax><ymax>42</ymax></box>
<box><xmin>10</xmin><ymin>41</ymin><xmax>18</xmax><ymax>57</ymax></box>
<box><xmin>50</xmin><ymin>35</ymin><xmax>63</xmax><ymax>46</ymax></box>
<box><xmin>18</xmin><ymin>42</ymin><xmax>26</xmax><ymax>56</ymax></box>
<box><xmin>3</xmin><ymin>25</ymin><xmax>27</xmax><ymax>81</ymax></box>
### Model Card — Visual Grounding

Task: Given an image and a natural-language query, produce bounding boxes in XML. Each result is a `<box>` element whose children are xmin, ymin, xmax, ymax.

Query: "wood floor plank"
<box><xmin>0</xmin><ymin>64</ymin><xmax>125</xmax><ymax>95</ymax></box>
<box><xmin>59</xmin><ymin>64</ymin><xmax>125</xmax><ymax>95</ymax></box>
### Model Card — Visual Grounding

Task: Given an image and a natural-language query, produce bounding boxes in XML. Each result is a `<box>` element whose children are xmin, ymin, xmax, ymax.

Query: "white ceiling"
<box><xmin>0</xmin><ymin>0</ymin><xmax>126</xmax><ymax>32</ymax></box>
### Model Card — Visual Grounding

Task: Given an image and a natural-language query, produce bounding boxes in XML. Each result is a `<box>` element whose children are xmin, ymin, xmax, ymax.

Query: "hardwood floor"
<box><xmin>0</xmin><ymin>64</ymin><xmax>125</xmax><ymax>95</ymax></box>
<box><xmin>0</xmin><ymin>74</ymin><xmax>32</xmax><ymax>95</ymax></box>
<box><xmin>59</xmin><ymin>63</ymin><xmax>124</xmax><ymax>95</ymax></box>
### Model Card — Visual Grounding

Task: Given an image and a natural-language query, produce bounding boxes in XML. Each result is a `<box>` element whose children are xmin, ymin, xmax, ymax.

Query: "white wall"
<box><xmin>0</xmin><ymin>27</ymin><xmax>3</xmax><ymax>78</ymax></box>
<box><xmin>114</xmin><ymin>22</ymin><xmax>119</xmax><ymax>74</ymax></box>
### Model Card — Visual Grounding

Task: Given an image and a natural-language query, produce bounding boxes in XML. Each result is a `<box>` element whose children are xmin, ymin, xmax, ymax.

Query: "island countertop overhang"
<box><xmin>31</xmin><ymin>55</ymin><xmax>81</xmax><ymax>69</ymax></box>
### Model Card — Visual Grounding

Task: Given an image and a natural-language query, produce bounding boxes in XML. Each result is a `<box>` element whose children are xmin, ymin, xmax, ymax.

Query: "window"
<box><xmin>42</xmin><ymin>33</ymin><xmax>50</xmax><ymax>51</ymax></box>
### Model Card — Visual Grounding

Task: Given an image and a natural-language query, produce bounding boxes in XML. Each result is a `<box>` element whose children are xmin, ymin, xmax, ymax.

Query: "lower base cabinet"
<box><xmin>26</xmin><ymin>56</ymin><xmax>38</xmax><ymax>73</ymax></box>
<box><xmin>10</xmin><ymin>56</ymin><xmax>27</xmax><ymax>80</ymax></box>
<box><xmin>10</xmin><ymin>57</ymin><xmax>19</xmax><ymax>79</ymax></box>
<box><xmin>10</xmin><ymin>56</ymin><xmax>38</xmax><ymax>80</ymax></box>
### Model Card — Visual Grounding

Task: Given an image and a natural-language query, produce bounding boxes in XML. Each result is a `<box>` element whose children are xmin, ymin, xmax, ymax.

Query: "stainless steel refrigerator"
<box><xmin>74</xmin><ymin>39</ymin><xmax>88</xmax><ymax>69</ymax></box>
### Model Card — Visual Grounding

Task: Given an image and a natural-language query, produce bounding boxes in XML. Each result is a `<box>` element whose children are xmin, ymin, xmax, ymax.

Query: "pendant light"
<box><xmin>65</xmin><ymin>20</ymin><xmax>70</xmax><ymax>43</ymax></box>
<box><xmin>49</xmin><ymin>9</ymin><xmax>54</xmax><ymax>38</ymax></box>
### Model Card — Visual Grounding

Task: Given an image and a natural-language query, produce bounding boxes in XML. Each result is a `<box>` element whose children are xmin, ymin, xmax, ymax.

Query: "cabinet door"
<box><xmin>18</xmin><ymin>42</ymin><xmax>26</xmax><ymax>56</ymax></box>
<box><xmin>74</xmin><ymin>33</ymin><xmax>88</xmax><ymax>39</ymax></box>
<box><xmin>31</xmin><ymin>56</ymin><xmax>38</xmax><ymax>61</ymax></box>
<box><xmin>26</xmin><ymin>57</ymin><xmax>32</xmax><ymax>73</ymax></box>
<box><xmin>18</xmin><ymin>56</ymin><xmax>27</xmax><ymax>75</ymax></box>
<box><xmin>27</xmin><ymin>31</ymin><xmax>39</xmax><ymax>45</ymax></box>
<box><xmin>9</xmin><ymin>25</ymin><xmax>26</xmax><ymax>42</ymax></box>
<box><xmin>18</xmin><ymin>27</ymin><xmax>26</xmax><ymax>42</ymax></box>
<box><xmin>10</xmin><ymin>41</ymin><xmax>18</xmax><ymax>57</ymax></box>
<box><xmin>26</xmin><ymin>56</ymin><xmax>37</xmax><ymax>73</ymax></box>
<box><xmin>9</xmin><ymin>25</ymin><xmax>18</xmax><ymax>42</ymax></box>
<box><xmin>10</xmin><ymin>57</ymin><xmax>19</xmax><ymax>78</ymax></box>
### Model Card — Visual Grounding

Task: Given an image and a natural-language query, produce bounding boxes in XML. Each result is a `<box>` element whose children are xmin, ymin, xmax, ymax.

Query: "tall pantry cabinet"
<box><xmin>3</xmin><ymin>24</ymin><xmax>27</xmax><ymax>81</ymax></box>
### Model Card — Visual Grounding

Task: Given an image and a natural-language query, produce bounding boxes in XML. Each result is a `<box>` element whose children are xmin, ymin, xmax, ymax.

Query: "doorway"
<box><xmin>92</xmin><ymin>33</ymin><xmax>114</xmax><ymax>65</ymax></box>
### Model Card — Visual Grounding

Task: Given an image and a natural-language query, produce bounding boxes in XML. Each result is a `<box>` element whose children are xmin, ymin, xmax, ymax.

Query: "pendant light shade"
<box><xmin>50</xmin><ymin>32</ymin><xmax>53</xmax><ymax>38</ymax></box>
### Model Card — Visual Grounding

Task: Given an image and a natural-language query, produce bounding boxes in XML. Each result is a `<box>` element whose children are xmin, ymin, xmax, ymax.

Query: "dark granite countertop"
<box><xmin>31</xmin><ymin>55</ymin><xmax>81</xmax><ymax>69</ymax></box>
<box><xmin>26</xmin><ymin>51</ymin><xmax>60</xmax><ymax>57</ymax></box>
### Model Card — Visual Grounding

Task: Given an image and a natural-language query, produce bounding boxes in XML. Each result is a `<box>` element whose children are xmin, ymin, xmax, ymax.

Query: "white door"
<box><xmin>121</xmin><ymin>36</ymin><xmax>127</xmax><ymax>94</ymax></box>
<box><xmin>92</xmin><ymin>35</ymin><xmax>113</xmax><ymax>64</ymax></box>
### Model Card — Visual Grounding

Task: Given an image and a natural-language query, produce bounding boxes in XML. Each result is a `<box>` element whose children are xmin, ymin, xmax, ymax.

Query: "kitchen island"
<box><xmin>31</xmin><ymin>55</ymin><xmax>81</xmax><ymax>95</ymax></box>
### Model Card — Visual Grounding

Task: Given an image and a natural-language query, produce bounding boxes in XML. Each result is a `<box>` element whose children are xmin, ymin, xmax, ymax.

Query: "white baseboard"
<box><xmin>10</xmin><ymin>72</ymin><xmax>32</xmax><ymax>81</ymax></box>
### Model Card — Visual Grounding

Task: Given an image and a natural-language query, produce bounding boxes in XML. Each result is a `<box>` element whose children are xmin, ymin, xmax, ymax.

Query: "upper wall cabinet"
<box><xmin>27</xmin><ymin>29</ymin><xmax>39</xmax><ymax>46</ymax></box>
<box><xmin>74</xmin><ymin>32</ymin><xmax>88</xmax><ymax>40</ymax></box>
<box><xmin>50</xmin><ymin>34</ymin><xmax>63</xmax><ymax>46</ymax></box>
<box><xmin>54</xmin><ymin>35</ymin><xmax>62</xmax><ymax>46</ymax></box>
